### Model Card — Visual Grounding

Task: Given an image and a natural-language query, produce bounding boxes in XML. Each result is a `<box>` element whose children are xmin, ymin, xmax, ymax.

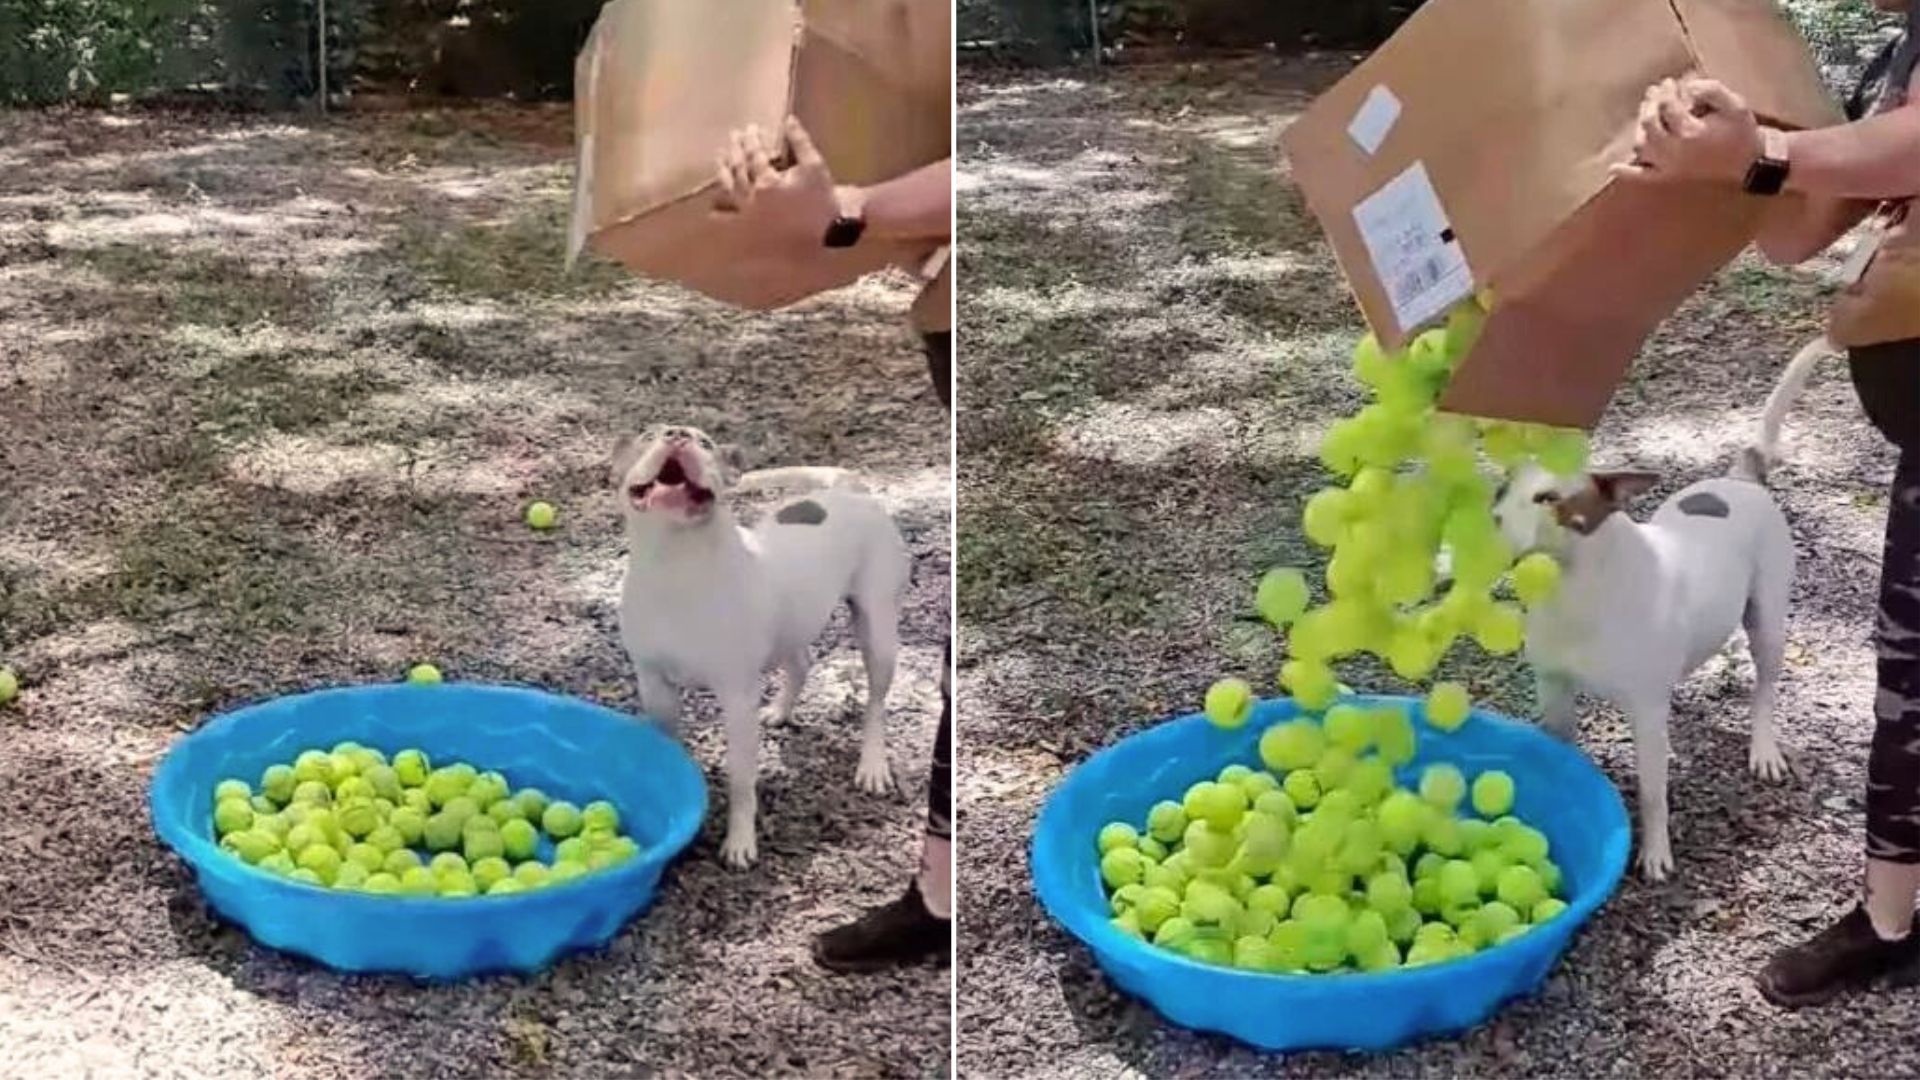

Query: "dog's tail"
<box><xmin>1734</xmin><ymin>335</ymin><xmax>1839</xmax><ymax>484</ymax></box>
<box><xmin>733</xmin><ymin>466</ymin><xmax>869</xmax><ymax>495</ymax></box>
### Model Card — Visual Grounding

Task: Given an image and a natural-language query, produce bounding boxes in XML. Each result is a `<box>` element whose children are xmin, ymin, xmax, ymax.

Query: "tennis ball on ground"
<box><xmin>1471</xmin><ymin>770</ymin><xmax>1516</xmax><ymax>817</ymax></box>
<box><xmin>1258</xmin><ymin>720</ymin><xmax>1326</xmax><ymax>773</ymax></box>
<box><xmin>1204</xmin><ymin>678</ymin><xmax>1255</xmax><ymax>729</ymax></box>
<box><xmin>1419</xmin><ymin>764</ymin><xmax>1467</xmax><ymax>812</ymax></box>
<box><xmin>213</xmin><ymin>799</ymin><xmax>254</xmax><ymax>836</ymax></box>
<box><xmin>542</xmin><ymin>802</ymin><xmax>584</xmax><ymax>839</ymax></box>
<box><xmin>525</xmin><ymin>501</ymin><xmax>557</xmax><ymax>530</ymax></box>
<box><xmin>1425</xmin><ymin>682</ymin><xmax>1472</xmax><ymax>732</ymax></box>
<box><xmin>1097</xmin><ymin>822</ymin><xmax>1139</xmax><ymax>854</ymax></box>
<box><xmin>423</xmin><ymin>813</ymin><xmax>463</xmax><ymax>852</ymax></box>
<box><xmin>392</xmin><ymin>749</ymin><xmax>430</xmax><ymax>787</ymax></box>
<box><xmin>297</xmin><ymin>845</ymin><xmax>342</xmax><ymax>885</ymax></box>
<box><xmin>1256</xmin><ymin>568</ymin><xmax>1311</xmax><ymax>627</ymax></box>
<box><xmin>407</xmin><ymin>664</ymin><xmax>443</xmax><ymax>685</ymax></box>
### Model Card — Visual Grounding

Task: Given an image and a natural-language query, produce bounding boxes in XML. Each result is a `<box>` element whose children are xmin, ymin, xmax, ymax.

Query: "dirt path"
<box><xmin>0</xmin><ymin>104</ymin><xmax>950</xmax><ymax>1079</ymax></box>
<box><xmin>957</xmin><ymin>55</ymin><xmax>1915</xmax><ymax>1077</ymax></box>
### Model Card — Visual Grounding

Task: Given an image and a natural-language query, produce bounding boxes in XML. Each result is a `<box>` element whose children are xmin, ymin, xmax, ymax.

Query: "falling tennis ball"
<box><xmin>1511</xmin><ymin>552</ymin><xmax>1563</xmax><ymax>608</ymax></box>
<box><xmin>1537</xmin><ymin>429</ymin><xmax>1590</xmax><ymax>477</ymax></box>
<box><xmin>1203</xmin><ymin>677</ymin><xmax>1255</xmax><ymax>730</ymax></box>
<box><xmin>392</xmin><ymin>749</ymin><xmax>430</xmax><ymax>787</ymax></box>
<box><xmin>1255</xmin><ymin>568</ymin><xmax>1311</xmax><ymax>627</ymax></box>
<box><xmin>1318</xmin><ymin>420</ymin><xmax>1366</xmax><ymax>478</ymax></box>
<box><xmin>1419</xmin><ymin>764</ymin><xmax>1467</xmax><ymax>812</ymax></box>
<box><xmin>1343</xmin><ymin>758</ymin><xmax>1394</xmax><ymax>807</ymax></box>
<box><xmin>1282</xmin><ymin>769</ymin><xmax>1322</xmax><ymax>811</ymax></box>
<box><xmin>1184</xmin><ymin>781</ymin><xmax>1247</xmax><ymax>832</ymax></box>
<box><xmin>1471</xmin><ymin>770</ymin><xmax>1516</xmax><ymax>818</ymax></box>
<box><xmin>1425</xmin><ymin>682</ymin><xmax>1472</xmax><ymax>732</ymax></box>
<box><xmin>407</xmin><ymin>664</ymin><xmax>443</xmax><ymax>685</ymax></box>
<box><xmin>1258</xmin><ymin>719</ymin><xmax>1326</xmax><ymax>774</ymax></box>
<box><xmin>1372</xmin><ymin>708</ymin><xmax>1417</xmax><ymax>767</ymax></box>
<box><xmin>1474</xmin><ymin>603</ymin><xmax>1525</xmax><ymax>656</ymax></box>
<box><xmin>525</xmin><ymin>501</ymin><xmax>557</xmax><ymax>530</ymax></box>
<box><xmin>1302</xmin><ymin>488</ymin><xmax>1354</xmax><ymax>548</ymax></box>
<box><xmin>1280</xmin><ymin>660</ymin><xmax>1339</xmax><ymax>712</ymax></box>
<box><xmin>1376</xmin><ymin>790</ymin><xmax>1427</xmax><ymax>853</ymax></box>
<box><xmin>1322</xmin><ymin>705</ymin><xmax>1372</xmax><ymax>753</ymax></box>
<box><xmin>542</xmin><ymin>801</ymin><xmax>584</xmax><ymax>839</ymax></box>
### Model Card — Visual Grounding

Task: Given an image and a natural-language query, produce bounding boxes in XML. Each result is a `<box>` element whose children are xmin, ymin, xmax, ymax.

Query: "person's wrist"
<box><xmin>822</xmin><ymin>185</ymin><xmax>868</xmax><ymax>249</ymax></box>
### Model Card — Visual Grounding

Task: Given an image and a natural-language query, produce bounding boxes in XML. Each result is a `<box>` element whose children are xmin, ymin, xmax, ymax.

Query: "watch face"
<box><xmin>1745</xmin><ymin>159</ymin><xmax>1788</xmax><ymax>196</ymax></box>
<box><xmin>823</xmin><ymin>217</ymin><xmax>865</xmax><ymax>249</ymax></box>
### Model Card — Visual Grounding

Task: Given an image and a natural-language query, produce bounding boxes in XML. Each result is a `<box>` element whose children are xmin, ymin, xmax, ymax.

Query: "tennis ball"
<box><xmin>337</xmin><ymin>799</ymin><xmax>380</xmax><ymax>839</ymax></box>
<box><xmin>542</xmin><ymin>862</ymin><xmax>584</xmax><ymax>888</ymax></box>
<box><xmin>407</xmin><ymin>664</ymin><xmax>443</xmax><ymax>685</ymax></box>
<box><xmin>1256</xmin><ymin>568</ymin><xmax>1312</xmax><ymax>627</ymax></box>
<box><xmin>1204</xmin><ymin>678</ymin><xmax>1255</xmax><ymax>730</ymax></box>
<box><xmin>1234</xmin><ymin>769</ymin><xmax>1281</xmax><ymax>803</ymax></box>
<box><xmin>1183</xmin><ymin>781</ymin><xmax>1247</xmax><ymax>832</ymax></box>
<box><xmin>288</xmin><ymin>868</ymin><xmax>323</xmax><ymax>886</ymax></box>
<box><xmin>1181</xmin><ymin>821</ymin><xmax>1235</xmax><ymax>870</ymax></box>
<box><xmin>579</xmin><ymin>800</ymin><xmax>619</xmax><ymax>834</ymax></box>
<box><xmin>1438</xmin><ymin>860</ymin><xmax>1480</xmax><ymax>907</ymax></box>
<box><xmin>605</xmin><ymin>836</ymin><xmax>641</xmax><ymax>864</ymax></box>
<box><xmin>464</xmin><ymin>828</ymin><xmax>506</xmax><ymax>863</ymax></box>
<box><xmin>1471</xmin><ymin>770</ymin><xmax>1516</xmax><ymax>817</ymax></box>
<box><xmin>293</xmin><ymin>750</ymin><xmax>332</xmax><ymax>786</ymax></box>
<box><xmin>1097</xmin><ymin>822</ymin><xmax>1139</xmax><ymax>855</ymax></box>
<box><xmin>328</xmin><ymin>753</ymin><xmax>363</xmax><ymax>785</ymax></box>
<box><xmin>1419</xmin><ymin>764</ymin><xmax>1467</xmax><ymax>812</ymax></box>
<box><xmin>1470</xmin><ymin>849</ymin><xmax>1510</xmax><ymax>895</ymax></box>
<box><xmin>399</xmin><ymin>867</ymin><xmax>439</xmax><ymax>895</ymax></box>
<box><xmin>1312</xmin><ymin>747</ymin><xmax>1358</xmax><ymax>791</ymax></box>
<box><xmin>1100</xmin><ymin>847</ymin><xmax>1148</xmax><ymax>889</ymax></box>
<box><xmin>1532</xmin><ymin>897</ymin><xmax>1569</xmax><ymax>923</ymax></box>
<box><xmin>401</xmin><ymin>788</ymin><xmax>433</xmax><ymax>815</ymax></box>
<box><xmin>1318</xmin><ymin>421</ymin><xmax>1366</xmax><ymax>478</ymax></box>
<box><xmin>586</xmin><ymin>849</ymin><xmax>620</xmax><ymax>871</ymax></box>
<box><xmin>384</xmin><ymin>849</ymin><xmax>423</xmax><ymax>877</ymax></box>
<box><xmin>1496</xmin><ymin>864</ymin><xmax>1547</xmax><ymax>911</ymax></box>
<box><xmin>215</xmin><ymin>779</ymin><xmax>252</xmax><ymax>804</ymax></box>
<box><xmin>428</xmin><ymin>851</ymin><xmax>468</xmax><ymax>878</ymax></box>
<box><xmin>0</xmin><ymin>667</ymin><xmax>16</xmax><ymax>706</ymax></box>
<box><xmin>1474</xmin><ymin>602</ymin><xmax>1525</xmax><ymax>655</ymax></box>
<box><xmin>1302</xmin><ymin>488</ymin><xmax>1354</xmax><ymax>548</ymax></box>
<box><xmin>496</xmin><ymin>818</ymin><xmax>537</xmax><ymax>862</ymax></box>
<box><xmin>1460</xmin><ymin>819</ymin><xmax>1496</xmax><ymax>853</ymax></box>
<box><xmin>291</xmin><ymin>780</ymin><xmax>332</xmax><ymax>807</ymax></box>
<box><xmin>525</xmin><ymin>501</ymin><xmax>557</xmax><ymax>530</ymax></box>
<box><xmin>364</xmin><ymin>824</ymin><xmax>403</xmax><ymax>856</ymax></box>
<box><xmin>1345</xmin><ymin>908</ymin><xmax>1390</xmax><ymax>958</ymax></box>
<box><xmin>485</xmin><ymin>877</ymin><xmax>526</xmax><ymax>897</ymax></box>
<box><xmin>333</xmin><ymin>862</ymin><xmax>371</xmax><ymax>890</ymax></box>
<box><xmin>253</xmin><ymin>812</ymin><xmax>290</xmax><ymax>840</ymax></box>
<box><xmin>469</xmin><ymin>772</ymin><xmax>511</xmax><ymax>809</ymax></box>
<box><xmin>511</xmin><ymin>861</ymin><xmax>552</xmax><ymax>890</ymax></box>
<box><xmin>1144</xmin><ymin>800</ymin><xmax>1186</xmax><ymax>844</ymax></box>
<box><xmin>389</xmin><ymin>807</ymin><xmax>426</xmax><ymax>847</ymax></box>
<box><xmin>333</xmin><ymin>776</ymin><xmax>374</xmax><ymax>804</ymax></box>
<box><xmin>392</xmin><ymin>749</ymin><xmax>430</xmax><ymax>787</ymax></box>
<box><xmin>485</xmin><ymin>799</ymin><xmax>526</xmax><ymax>826</ymax></box>
<box><xmin>1423</xmin><ymin>815</ymin><xmax>1464</xmax><ymax>857</ymax></box>
<box><xmin>363</xmin><ymin>872</ymin><xmax>401</xmax><ymax>895</ymax></box>
<box><xmin>554</xmin><ymin>836</ymin><xmax>590</xmax><ymax>865</ymax></box>
<box><xmin>423</xmin><ymin>813</ymin><xmax>462</xmax><ymax>852</ymax></box>
<box><xmin>213</xmin><ymin>799</ymin><xmax>254</xmax><ymax>836</ymax></box>
<box><xmin>1505</xmin><ymin>827</ymin><xmax>1551</xmax><ymax>866</ymax></box>
<box><xmin>470</xmin><ymin>856</ymin><xmax>512</xmax><ymax>891</ymax></box>
<box><xmin>1258</xmin><ymin>720</ymin><xmax>1326</xmax><ymax>773</ymax></box>
<box><xmin>1372</xmin><ymin>708</ymin><xmax>1417</xmax><ymax>767</ymax></box>
<box><xmin>514</xmin><ymin>788</ymin><xmax>550</xmax><ymax>821</ymax></box>
<box><xmin>259</xmin><ymin>764</ymin><xmax>296</xmax><ymax>804</ymax></box>
<box><xmin>1181</xmin><ymin>881</ymin><xmax>1241</xmax><ymax>928</ymax></box>
<box><xmin>1343</xmin><ymin>758</ymin><xmax>1394</xmax><ymax>807</ymax></box>
<box><xmin>442</xmin><ymin>797</ymin><xmax>482</xmax><ymax>829</ymax></box>
<box><xmin>1425</xmin><ymin>682</ymin><xmax>1471</xmax><ymax>732</ymax></box>
<box><xmin>1323</xmin><ymin>705</ymin><xmax>1372</xmax><ymax>753</ymax></box>
<box><xmin>345</xmin><ymin>842</ymin><xmax>386</xmax><ymax>874</ymax></box>
<box><xmin>297</xmin><ymin>845</ymin><xmax>342</xmax><ymax>885</ymax></box>
<box><xmin>1376</xmin><ymin>791</ymin><xmax>1427</xmax><ymax>854</ymax></box>
<box><xmin>542</xmin><ymin>802</ymin><xmax>584</xmax><ymax>839</ymax></box>
<box><xmin>438</xmin><ymin>871</ymin><xmax>478</xmax><ymax>898</ymax></box>
<box><xmin>1386</xmin><ymin>627</ymin><xmax>1438</xmax><ymax>681</ymax></box>
<box><xmin>224</xmin><ymin>830</ymin><xmax>279</xmax><ymax>864</ymax></box>
<box><xmin>361</xmin><ymin>765</ymin><xmax>403</xmax><ymax>803</ymax></box>
<box><xmin>1537</xmin><ymin>429</ymin><xmax>1589</xmax><ymax>477</ymax></box>
<box><xmin>1511</xmin><ymin>552</ymin><xmax>1563</xmax><ymax>608</ymax></box>
<box><xmin>423</xmin><ymin>769</ymin><xmax>467</xmax><ymax>809</ymax></box>
<box><xmin>1282</xmin><ymin>769</ymin><xmax>1322</xmax><ymax>810</ymax></box>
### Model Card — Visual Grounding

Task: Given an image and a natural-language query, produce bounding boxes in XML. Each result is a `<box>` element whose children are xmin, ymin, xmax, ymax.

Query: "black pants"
<box><xmin>923</xmin><ymin>332</ymin><xmax>952</xmax><ymax>840</ymax></box>
<box><xmin>1852</xmin><ymin>340</ymin><xmax>1920</xmax><ymax>863</ymax></box>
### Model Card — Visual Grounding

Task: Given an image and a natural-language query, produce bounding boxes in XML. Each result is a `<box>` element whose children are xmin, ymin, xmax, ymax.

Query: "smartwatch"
<box><xmin>1742</xmin><ymin>129</ymin><xmax>1791</xmax><ymax>196</ymax></box>
<box><xmin>823</xmin><ymin>214</ymin><xmax>866</xmax><ymax>249</ymax></box>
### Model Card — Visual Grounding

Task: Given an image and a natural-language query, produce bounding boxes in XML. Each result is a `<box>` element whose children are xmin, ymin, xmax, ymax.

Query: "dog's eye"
<box><xmin>697</xmin><ymin>435</ymin><xmax>713</xmax><ymax>449</ymax></box>
<box><xmin>1533</xmin><ymin>491</ymin><xmax>1560</xmax><ymax>504</ymax></box>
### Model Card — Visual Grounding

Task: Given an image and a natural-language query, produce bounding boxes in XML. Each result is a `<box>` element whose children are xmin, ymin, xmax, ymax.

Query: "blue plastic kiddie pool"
<box><xmin>1031</xmin><ymin>695</ymin><xmax>1630</xmax><ymax>1052</ymax></box>
<box><xmin>151</xmin><ymin>683</ymin><xmax>707</xmax><ymax>980</ymax></box>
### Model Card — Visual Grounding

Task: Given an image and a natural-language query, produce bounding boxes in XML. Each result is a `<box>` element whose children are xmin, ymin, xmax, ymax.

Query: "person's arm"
<box><xmin>841</xmin><ymin>159</ymin><xmax>951</xmax><ymax>244</ymax></box>
<box><xmin>1772</xmin><ymin>108</ymin><xmax>1920</xmax><ymax>200</ymax></box>
<box><xmin>1753</xmin><ymin>192</ymin><xmax>1875</xmax><ymax>265</ymax></box>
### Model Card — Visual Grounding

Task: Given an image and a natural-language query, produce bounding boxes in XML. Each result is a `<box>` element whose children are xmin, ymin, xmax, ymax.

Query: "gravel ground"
<box><xmin>0</xmin><ymin>103</ymin><xmax>949</xmax><ymax>1079</ymax></box>
<box><xmin>955</xmin><ymin>55</ymin><xmax>1920</xmax><ymax>1077</ymax></box>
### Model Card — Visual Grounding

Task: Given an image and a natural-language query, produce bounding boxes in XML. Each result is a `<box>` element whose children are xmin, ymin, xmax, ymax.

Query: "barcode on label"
<box><xmin>1393</xmin><ymin>254</ymin><xmax>1452</xmax><ymax>308</ymax></box>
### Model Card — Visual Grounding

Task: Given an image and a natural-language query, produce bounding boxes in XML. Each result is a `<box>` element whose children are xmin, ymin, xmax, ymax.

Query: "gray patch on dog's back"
<box><xmin>775</xmin><ymin>499</ymin><xmax>828</xmax><ymax>526</ymax></box>
<box><xmin>1679</xmin><ymin>492</ymin><xmax>1731</xmax><ymax>518</ymax></box>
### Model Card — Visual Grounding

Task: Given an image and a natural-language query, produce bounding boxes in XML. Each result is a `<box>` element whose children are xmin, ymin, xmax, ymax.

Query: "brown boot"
<box><xmin>1756</xmin><ymin>904</ymin><xmax>1920</xmax><ymax>1008</ymax></box>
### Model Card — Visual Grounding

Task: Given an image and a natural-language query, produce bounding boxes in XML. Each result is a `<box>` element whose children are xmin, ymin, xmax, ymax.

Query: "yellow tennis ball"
<box><xmin>1204</xmin><ymin>678</ymin><xmax>1255</xmax><ymax>729</ymax></box>
<box><xmin>525</xmin><ymin>501</ymin><xmax>557</xmax><ymax>530</ymax></box>
<box><xmin>407</xmin><ymin>664</ymin><xmax>443</xmax><ymax>685</ymax></box>
<box><xmin>0</xmin><ymin>666</ymin><xmax>16</xmax><ymax>706</ymax></box>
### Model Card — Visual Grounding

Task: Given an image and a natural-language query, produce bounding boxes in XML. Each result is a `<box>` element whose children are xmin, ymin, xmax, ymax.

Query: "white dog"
<box><xmin>1488</xmin><ymin>337</ymin><xmax>1833</xmax><ymax>881</ymax></box>
<box><xmin>611</xmin><ymin>424</ymin><xmax>911</xmax><ymax>868</ymax></box>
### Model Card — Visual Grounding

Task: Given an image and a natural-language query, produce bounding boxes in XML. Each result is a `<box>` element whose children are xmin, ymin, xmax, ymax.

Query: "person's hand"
<box><xmin>1612</xmin><ymin>77</ymin><xmax>1765</xmax><ymax>185</ymax></box>
<box><xmin>711</xmin><ymin>116</ymin><xmax>853</xmax><ymax>254</ymax></box>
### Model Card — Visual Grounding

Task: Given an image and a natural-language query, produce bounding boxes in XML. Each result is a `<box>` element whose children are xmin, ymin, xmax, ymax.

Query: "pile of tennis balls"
<box><xmin>209</xmin><ymin>742</ymin><xmax>641</xmax><ymax>896</ymax></box>
<box><xmin>1099</xmin><ymin>700</ymin><xmax>1568</xmax><ymax>971</ymax></box>
<box><xmin>1252</xmin><ymin>292</ymin><xmax>1578</xmax><ymax>707</ymax></box>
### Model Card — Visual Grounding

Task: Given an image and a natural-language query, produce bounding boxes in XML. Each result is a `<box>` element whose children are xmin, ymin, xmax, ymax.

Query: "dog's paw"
<box><xmin>1750</xmin><ymin>740</ymin><xmax>1789</xmax><ymax>782</ymax></box>
<box><xmin>855</xmin><ymin>752</ymin><xmax>895</xmax><ymax>795</ymax></box>
<box><xmin>1637</xmin><ymin>840</ymin><xmax>1674</xmax><ymax>882</ymax></box>
<box><xmin>719</xmin><ymin>831</ymin><xmax>759</xmax><ymax>869</ymax></box>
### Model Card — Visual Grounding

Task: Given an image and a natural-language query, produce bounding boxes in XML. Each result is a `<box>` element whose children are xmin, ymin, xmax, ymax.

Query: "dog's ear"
<box><xmin>1590</xmin><ymin>470</ymin><xmax>1659</xmax><ymax>507</ymax></box>
<box><xmin>609</xmin><ymin>433</ymin><xmax>645</xmax><ymax>488</ymax></box>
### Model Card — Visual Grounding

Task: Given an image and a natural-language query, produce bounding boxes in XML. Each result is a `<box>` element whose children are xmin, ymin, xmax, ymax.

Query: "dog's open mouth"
<box><xmin>628</xmin><ymin>452</ymin><xmax>715</xmax><ymax>514</ymax></box>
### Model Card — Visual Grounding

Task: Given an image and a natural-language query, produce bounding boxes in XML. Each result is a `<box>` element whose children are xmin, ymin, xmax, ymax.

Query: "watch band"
<box><xmin>823</xmin><ymin>215</ymin><xmax>866</xmax><ymax>249</ymax></box>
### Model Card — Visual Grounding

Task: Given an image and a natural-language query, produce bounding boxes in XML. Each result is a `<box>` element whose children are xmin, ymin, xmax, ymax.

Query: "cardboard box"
<box><xmin>568</xmin><ymin>0</ymin><xmax>951</xmax><ymax>310</ymax></box>
<box><xmin>1280</xmin><ymin>0</ymin><xmax>1842</xmax><ymax>428</ymax></box>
